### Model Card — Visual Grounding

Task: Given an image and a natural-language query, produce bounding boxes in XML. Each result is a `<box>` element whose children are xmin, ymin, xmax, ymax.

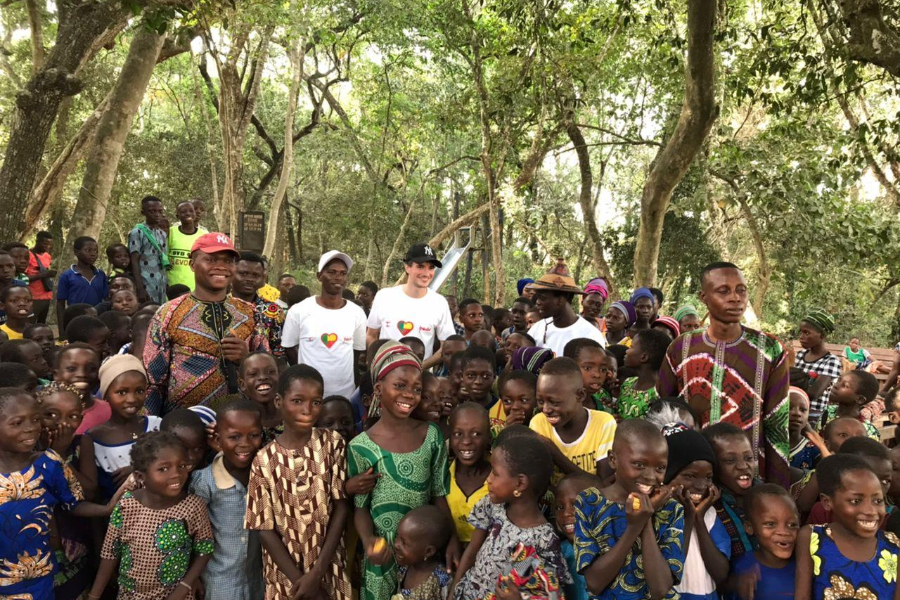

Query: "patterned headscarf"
<box><xmin>653</xmin><ymin>316</ymin><xmax>681</xmax><ymax>338</ymax></box>
<box><xmin>517</xmin><ymin>279</ymin><xmax>535</xmax><ymax>296</ymax></box>
<box><xmin>583</xmin><ymin>278</ymin><xmax>610</xmax><ymax>302</ymax></box>
<box><xmin>630</xmin><ymin>287</ymin><xmax>654</xmax><ymax>304</ymax></box>
<box><xmin>802</xmin><ymin>309</ymin><xmax>835</xmax><ymax>335</ymax></box>
<box><xmin>372</xmin><ymin>340</ymin><xmax>422</xmax><ymax>383</ymax></box>
<box><xmin>511</xmin><ymin>346</ymin><xmax>554</xmax><ymax>376</ymax></box>
<box><xmin>673</xmin><ymin>305</ymin><xmax>699</xmax><ymax>322</ymax></box>
<box><xmin>368</xmin><ymin>341</ymin><xmax>423</xmax><ymax>420</ymax></box>
<box><xmin>789</xmin><ymin>386</ymin><xmax>810</xmax><ymax>405</ymax></box>
<box><xmin>609</xmin><ymin>301</ymin><xmax>637</xmax><ymax>328</ymax></box>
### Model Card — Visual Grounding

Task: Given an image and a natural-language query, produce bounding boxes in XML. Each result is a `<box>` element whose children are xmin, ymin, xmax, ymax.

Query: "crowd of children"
<box><xmin>5</xmin><ymin>205</ymin><xmax>900</xmax><ymax>600</ymax></box>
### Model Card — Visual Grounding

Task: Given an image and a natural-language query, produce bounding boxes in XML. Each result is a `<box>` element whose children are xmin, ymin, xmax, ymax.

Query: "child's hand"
<box><xmin>205</xmin><ymin>422</ymin><xmax>218</xmax><ymax>450</ymax></box>
<box><xmin>290</xmin><ymin>572</ymin><xmax>323</xmax><ymax>600</ymax></box>
<box><xmin>365</xmin><ymin>537</ymin><xmax>392</xmax><ymax>566</ymax></box>
<box><xmin>734</xmin><ymin>564</ymin><xmax>761</xmax><ymax>600</ymax></box>
<box><xmin>43</xmin><ymin>422</ymin><xmax>76</xmax><ymax>455</ymax></box>
<box><xmin>494</xmin><ymin>576</ymin><xmax>522</xmax><ymax>600</ymax></box>
<box><xmin>648</xmin><ymin>485</ymin><xmax>673</xmax><ymax>512</ymax></box>
<box><xmin>445</xmin><ymin>535</ymin><xmax>461</xmax><ymax>573</ymax></box>
<box><xmin>625</xmin><ymin>492</ymin><xmax>654</xmax><ymax>527</ymax></box>
<box><xmin>193</xmin><ymin>579</ymin><xmax>206</xmax><ymax>600</ymax></box>
<box><xmin>803</xmin><ymin>427</ymin><xmax>831</xmax><ymax>457</ymax></box>
<box><xmin>112</xmin><ymin>465</ymin><xmax>134</xmax><ymax>486</ymax></box>
<box><xmin>345</xmin><ymin>469</ymin><xmax>381</xmax><ymax>496</ymax></box>
<box><xmin>503</xmin><ymin>410</ymin><xmax>527</xmax><ymax>427</ymax></box>
<box><xmin>694</xmin><ymin>484</ymin><xmax>720</xmax><ymax>517</ymax></box>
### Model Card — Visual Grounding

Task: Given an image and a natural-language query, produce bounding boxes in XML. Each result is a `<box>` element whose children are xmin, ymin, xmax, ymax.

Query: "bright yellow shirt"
<box><xmin>447</xmin><ymin>460</ymin><xmax>490</xmax><ymax>543</ymax></box>
<box><xmin>529</xmin><ymin>408</ymin><xmax>617</xmax><ymax>486</ymax></box>
<box><xmin>0</xmin><ymin>323</ymin><xmax>23</xmax><ymax>340</ymax></box>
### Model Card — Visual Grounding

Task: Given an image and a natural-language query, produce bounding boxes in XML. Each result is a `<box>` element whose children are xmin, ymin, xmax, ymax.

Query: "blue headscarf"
<box><xmin>630</xmin><ymin>287</ymin><xmax>654</xmax><ymax>304</ymax></box>
<box><xmin>517</xmin><ymin>278</ymin><xmax>535</xmax><ymax>296</ymax></box>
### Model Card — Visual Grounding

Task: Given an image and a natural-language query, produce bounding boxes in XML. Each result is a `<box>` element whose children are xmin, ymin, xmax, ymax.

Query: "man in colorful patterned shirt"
<box><xmin>657</xmin><ymin>262</ymin><xmax>790</xmax><ymax>489</ymax></box>
<box><xmin>144</xmin><ymin>233</ymin><xmax>269</xmax><ymax>415</ymax></box>
<box><xmin>231</xmin><ymin>251</ymin><xmax>285</xmax><ymax>358</ymax></box>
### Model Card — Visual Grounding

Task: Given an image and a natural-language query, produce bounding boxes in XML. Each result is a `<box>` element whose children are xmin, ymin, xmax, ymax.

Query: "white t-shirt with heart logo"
<box><xmin>282</xmin><ymin>297</ymin><xmax>368</xmax><ymax>397</ymax></box>
<box><xmin>366</xmin><ymin>285</ymin><xmax>456</xmax><ymax>359</ymax></box>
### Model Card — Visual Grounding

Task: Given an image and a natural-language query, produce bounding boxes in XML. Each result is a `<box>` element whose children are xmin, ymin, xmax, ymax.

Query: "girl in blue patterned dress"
<box><xmin>796</xmin><ymin>454</ymin><xmax>900</xmax><ymax>600</ymax></box>
<box><xmin>0</xmin><ymin>388</ymin><xmax>121</xmax><ymax>600</ymax></box>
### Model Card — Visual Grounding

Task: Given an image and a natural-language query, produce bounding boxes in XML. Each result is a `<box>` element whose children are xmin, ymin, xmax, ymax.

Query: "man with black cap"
<box><xmin>282</xmin><ymin>250</ymin><xmax>367</xmax><ymax>397</ymax></box>
<box><xmin>366</xmin><ymin>242</ymin><xmax>455</xmax><ymax>362</ymax></box>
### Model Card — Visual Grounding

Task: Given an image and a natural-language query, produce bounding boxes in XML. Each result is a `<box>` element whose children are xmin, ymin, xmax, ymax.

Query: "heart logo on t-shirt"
<box><xmin>321</xmin><ymin>333</ymin><xmax>338</xmax><ymax>348</ymax></box>
<box><xmin>397</xmin><ymin>321</ymin><xmax>414</xmax><ymax>335</ymax></box>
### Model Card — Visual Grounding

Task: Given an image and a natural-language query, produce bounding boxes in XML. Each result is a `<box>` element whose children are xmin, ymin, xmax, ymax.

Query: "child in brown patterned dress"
<box><xmin>244</xmin><ymin>364</ymin><xmax>352</xmax><ymax>600</ymax></box>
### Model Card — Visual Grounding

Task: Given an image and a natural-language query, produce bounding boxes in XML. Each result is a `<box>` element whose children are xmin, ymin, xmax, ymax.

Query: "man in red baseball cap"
<box><xmin>143</xmin><ymin>232</ymin><xmax>269</xmax><ymax>415</ymax></box>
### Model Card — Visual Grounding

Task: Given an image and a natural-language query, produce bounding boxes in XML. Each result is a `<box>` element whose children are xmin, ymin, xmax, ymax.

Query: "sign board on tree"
<box><xmin>238</xmin><ymin>211</ymin><xmax>265</xmax><ymax>253</ymax></box>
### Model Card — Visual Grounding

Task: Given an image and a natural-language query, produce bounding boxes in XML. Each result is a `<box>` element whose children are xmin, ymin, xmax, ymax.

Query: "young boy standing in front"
<box><xmin>167</xmin><ymin>200</ymin><xmax>207</xmax><ymax>292</ymax></box>
<box><xmin>56</xmin><ymin>236</ymin><xmax>108</xmax><ymax>319</ymax></box>
<box><xmin>574</xmin><ymin>419</ymin><xmax>684</xmax><ymax>600</ymax></box>
<box><xmin>191</xmin><ymin>399</ymin><xmax>265</xmax><ymax>600</ymax></box>
<box><xmin>128</xmin><ymin>195</ymin><xmax>169</xmax><ymax>304</ymax></box>
<box><xmin>530</xmin><ymin>357</ymin><xmax>617</xmax><ymax>485</ymax></box>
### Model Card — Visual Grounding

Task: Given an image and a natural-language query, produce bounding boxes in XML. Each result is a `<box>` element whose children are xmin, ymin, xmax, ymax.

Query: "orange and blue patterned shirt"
<box><xmin>144</xmin><ymin>294</ymin><xmax>270</xmax><ymax>415</ymax></box>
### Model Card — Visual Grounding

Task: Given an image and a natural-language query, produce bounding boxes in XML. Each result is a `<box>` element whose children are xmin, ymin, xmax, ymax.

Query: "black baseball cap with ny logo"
<box><xmin>404</xmin><ymin>242</ymin><xmax>443</xmax><ymax>267</ymax></box>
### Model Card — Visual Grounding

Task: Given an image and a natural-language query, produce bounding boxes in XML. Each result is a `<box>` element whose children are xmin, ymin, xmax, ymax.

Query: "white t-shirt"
<box><xmin>282</xmin><ymin>297</ymin><xmax>367</xmax><ymax>397</ymax></box>
<box><xmin>366</xmin><ymin>286</ymin><xmax>456</xmax><ymax>359</ymax></box>
<box><xmin>528</xmin><ymin>315</ymin><xmax>607</xmax><ymax>357</ymax></box>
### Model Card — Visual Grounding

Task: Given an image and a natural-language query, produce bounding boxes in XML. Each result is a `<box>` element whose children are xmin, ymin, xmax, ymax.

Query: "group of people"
<box><xmin>2</xmin><ymin>195</ymin><xmax>900</xmax><ymax>600</ymax></box>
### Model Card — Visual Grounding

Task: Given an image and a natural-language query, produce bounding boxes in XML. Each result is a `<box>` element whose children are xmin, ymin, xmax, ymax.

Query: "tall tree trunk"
<box><xmin>66</xmin><ymin>25</ymin><xmax>166</xmax><ymax>245</ymax></box>
<box><xmin>20</xmin><ymin>95</ymin><xmax>108</xmax><ymax>240</ymax></box>
<box><xmin>262</xmin><ymin>38</ymin><xmax>304</xmax><ymax>259</ymax></box>
<box><xmin>839</xmin><ymin>0</ymin><xmax>900</xmax><ymax>77</ymax></box>
<box><xmin>633</xmin><ymin>0</ymin><xmax>718</xmax><ymax>286</ymax></box>
<box><xmin>0</xmin><ymin>0</ymin><xmax>128</xmax><ymax>241</ymax></box>
<box><xmin>25</xmin><ymin>0</ymin><xmax>45</xmax><ymax>74</ymax></box>
<box><xmin>565</xmin><ymin>119</ymin><xmax>615</xmax><ymax>295</ymax></box>
<box><xmin>209</xmin><ymin>25</ymin><xmax>273</xmax><ymax>236</ymax></box>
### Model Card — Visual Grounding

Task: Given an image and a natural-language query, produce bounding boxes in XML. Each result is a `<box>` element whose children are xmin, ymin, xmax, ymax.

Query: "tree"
<box><xmin>633</xmin><ymin>0</ymin><xmax>718</xmax><ymax>286</ymax></box>
<box><xmin>0</xmin><ymin>0</ymin><xmax>129</xmax><ymax>241</ymax></box>
<box><xmin>65</xmin><ymin>22</ymin><xmax>167</xmax><ymax>248</ymax></box>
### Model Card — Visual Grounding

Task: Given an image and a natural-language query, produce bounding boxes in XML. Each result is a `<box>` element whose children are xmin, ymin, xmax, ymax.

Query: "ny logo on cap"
<box><xmin>217</xmin><ymin>235</ymin><xmax>229</xmax><ymax>244</ymax></box>
<box><xmin>424</xmin><ymin>245</ymin><xmax>434</xmax><ymax>256</ymax></box>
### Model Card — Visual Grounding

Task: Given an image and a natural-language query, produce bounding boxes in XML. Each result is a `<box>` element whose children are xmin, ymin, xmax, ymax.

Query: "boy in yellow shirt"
<box><xmin>530</xmin><ymin>357</ymin><xmax>617</xmax><ymax>485</ymax></box>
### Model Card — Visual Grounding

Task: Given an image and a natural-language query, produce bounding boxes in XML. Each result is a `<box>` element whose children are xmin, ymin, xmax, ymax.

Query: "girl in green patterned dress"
<box><xmin>349</xmin><ymin>341</ymin><xmax>459</xmax><ymax>600</ymax></box>
<box><xmin>88</xmin><ymin>431</ymin><xmax>214</xmax><ymax>600</ymax></box>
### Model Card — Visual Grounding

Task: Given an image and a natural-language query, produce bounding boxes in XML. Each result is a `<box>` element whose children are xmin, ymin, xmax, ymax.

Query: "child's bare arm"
<box><xmin>581</xmin><ymin>521</ymin><xmax>644</xmax><ymax>595</ymax></box>
<box><xmin>451</xmin><ymin>527</ymin><xmax>488</xmax><ymax>590</ymax></box>
<box><xmin>640</xmin><ymin>520</ymin><xmax>674</xmax><ymax>600</ymax></box>
<box><xmin>354</xmin><ymin>505</ymin><xmax>391</xmax><ymax>566</ymax></box>
<box><xmin>163</xmin><ymin>554</ymin><xmax>212</xmax><ymax>600</ymax></box>
<box><xmin>78</xmin><ymin>434</ymin><xmax>99</xmax><ymax>494</ymax></box>
<box><xmin>259</xmin><ymin>531</ymin><xmax>302</xmax><ymax>585</ymax></box>
<box><xmin>796</xmin><ymin>473</ymin><xmax>820</xmax><ymax>515</ymax></box>
<box><xmin>794</xmin><ymin>526</ymin><xmax>813</xmax><ymax>600</ymax></box>
<box><xmin>87</xmin><ymin>557</ymin><xmax>118</xmax><ymax>600</ymax></box>
<box><xmin>690</xmin><ymin>488</ymin><xmax>729</xmax><ymax>585</ymax></box>
<box><xmin>434</xmin><ymin>495</ymin><xmax>462</xmax><ymax>571</ymax></box>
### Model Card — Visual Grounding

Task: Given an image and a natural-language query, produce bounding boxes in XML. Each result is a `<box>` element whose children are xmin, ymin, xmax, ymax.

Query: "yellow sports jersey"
<box><xmin>529</xmin><ymin>408</ymin><xmax>617</xmax><ymax>485</ymax></box>
<box><xmin>447</xmin><ymin>460</ymin><xmax>490</xmax><ymax>542</ymax></box>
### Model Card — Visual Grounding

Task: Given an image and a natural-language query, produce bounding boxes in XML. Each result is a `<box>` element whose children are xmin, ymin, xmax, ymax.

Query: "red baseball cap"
<box><xmin>190</xmin><ymin>232</ymin><xmax>240</xmax><ymax>258</ymax></box>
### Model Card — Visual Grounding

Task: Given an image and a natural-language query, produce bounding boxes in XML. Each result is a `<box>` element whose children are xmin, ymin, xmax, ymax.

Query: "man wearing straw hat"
<box><xmin>526</xmin><ymin>258</ymin><xmax>606</xmax><ymax>357</ymax></box>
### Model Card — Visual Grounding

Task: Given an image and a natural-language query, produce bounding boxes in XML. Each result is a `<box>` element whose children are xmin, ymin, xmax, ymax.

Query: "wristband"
<box><xmin>178</xmin><ymin>581</ymin><xmax>192</xmax><ymax>591</ymax></box>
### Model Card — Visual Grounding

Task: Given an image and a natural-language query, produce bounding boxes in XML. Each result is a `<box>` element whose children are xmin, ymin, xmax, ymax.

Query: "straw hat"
<box><xmin>527</xmin><ymin>258</ymin><xmax>584</xmax><ymax>295</ymax></box>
